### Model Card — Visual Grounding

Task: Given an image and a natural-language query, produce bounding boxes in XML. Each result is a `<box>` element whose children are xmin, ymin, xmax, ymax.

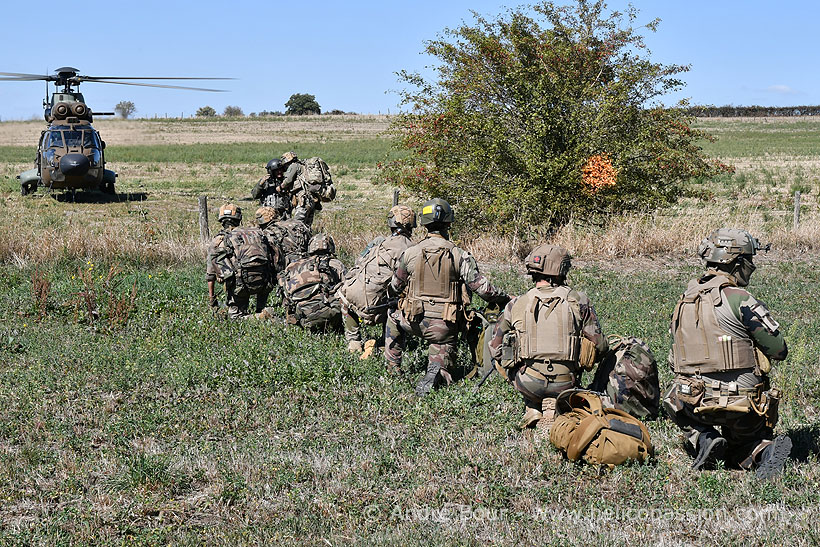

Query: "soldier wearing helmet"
<box><xmin>385</xmin><ymin>198</ymin><xmax>510</xmax><ymax>396</ymax></box>
<box><xmin>664</xmin><ymin>228</ymin><xmax>790</xmax><ymax>478</ymax></box>
<box><xmin>278</xmin><ymin>151</ymin><xmax>320</xmax><ymax>227</ymax></box>
<box><xmin>488</xmin><ymin>244</ymin><xmax>608</xmax><ymax>432</ymax></box>
<box><xmin>251</xmin><ymin>158</ymin><xmax>291</xmax><ymax>218</ymax></box>
<box><xmin>338</xmin><ymin>205</ymin><xmax>416</xmax><ymax>357</ymax></box>
<box><xmin>206</xmin><ymin>204</ymin><xmax>242</xmax><ymax>309</ymax></box>
<box><xmin>279</xmin><ymin>232</ymin><xmax>347</xmax><ymax>331</ymax></box>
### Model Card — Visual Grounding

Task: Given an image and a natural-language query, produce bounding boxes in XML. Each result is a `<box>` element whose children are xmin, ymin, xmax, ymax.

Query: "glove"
<box><xmin>495</xmin><ymin>294</ymin><xmax>511</xmax><ymax>309</ymax></box>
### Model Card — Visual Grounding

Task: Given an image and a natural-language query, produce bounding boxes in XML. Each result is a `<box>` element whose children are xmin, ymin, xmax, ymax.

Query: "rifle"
<box><xmin>364</xmin><ymin>298</ymin><xmax>398</xmax><ymax>315</ymax></box>
<box><xmin>473</xmin><ymin>364</ymin><xmax>496</xmax><ymax>392</ymax></box>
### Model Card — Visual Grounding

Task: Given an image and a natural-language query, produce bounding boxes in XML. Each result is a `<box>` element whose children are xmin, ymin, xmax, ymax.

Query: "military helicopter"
<box><xmin>1</xmin><ymin>67</ymin><xmax>229</xmax><ymax>196</ymax></box>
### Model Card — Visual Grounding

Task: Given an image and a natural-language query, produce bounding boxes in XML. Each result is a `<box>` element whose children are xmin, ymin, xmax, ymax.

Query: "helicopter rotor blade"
<box><xmin>0</xmin><ymin>72</ymin><xmax>54</xmax><ymax>81</ymax></box>
<box><xmin>83</xmin><ymin>79</ymin><xmax>229</xmax><ymax>92</ymax></box>
<box><xmin>80</xmin><ymin>76</ymin><xmax>234</xmax><ymax>81</ymax></box>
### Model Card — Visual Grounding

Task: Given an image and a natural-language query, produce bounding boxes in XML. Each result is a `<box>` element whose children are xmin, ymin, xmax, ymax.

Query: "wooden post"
<box><xmin>794</xmin><ymin>191</ymin><xmax>801</xmax><ymax>230</ymax></box>
<box><xmin>393</xmin><ymin>189</ymin><xmax>400</xmax><ymax>207</ymax></box>
<box><xmin>199</xmin><ymin>195</ymin><xmax>210</xmax><ymax>242</ymax></box>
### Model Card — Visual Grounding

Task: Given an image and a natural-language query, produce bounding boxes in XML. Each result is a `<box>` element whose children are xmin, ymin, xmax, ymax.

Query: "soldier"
<box><xmin>338</xmin><ymin>205</ymin><xmax>416</xmax><ymax>356</ymax></box>
<box><xmin>385</xmin><ymin>198</ymin><xmax>510</xmax><ymax>396</ymax></box>
<box><xmin>206</xmin><ymin>204</ymin><xmax>277</xmax><ymax>320</ymax></box>
<box><xmin>488</xmin><ymin>244</ymin><xmax>608</xmax><ymax>431</ymax></box>
<box><xmin>280</xmin><ymin>233</ymin><xmax>347</xmax><ymax>331</ymax></box>
<box><xmin>251</xmin><ymin>158</ymin><xmax>290</xmax><ymax>218</ymax></box>
<box><xmin>664</xmin><ymin>228</ymin><xmax>791</xmax><ymax>478</ymax></box>
<box><xmin>255</xmin><ymin>206</ymin><xmax>310</xmax><ymax>266</ymax></box>
<box><xmin>279</xmin><ymin>151</ymin><xmax>320</xmax><ymax>227</ymax></box>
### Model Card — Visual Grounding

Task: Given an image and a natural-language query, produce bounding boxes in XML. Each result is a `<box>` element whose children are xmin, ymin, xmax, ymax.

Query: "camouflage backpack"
<box><xmin>300</xmin><ymin>157</ymin><xmax>336</xmax><ymax>203</ymax></box>
<box><xmin>269</xmin><ymin>219</ymin><xmax>312</xmax><ymax>264</ymax></box>
<box><xmin>282</xmin><ymin>255</ymin><xmax>342</xmax><ymax>328</ymax></box>
<box><xmin>550</xmin><ymin>389</ymin><xmax>653</xmax><ymax>467</ymax></box>
<box><xmin>215</xmin><ymin>227</ymin><xmax>276</xmax><ymax>294</ymax></box>
<box><xmin>587</xmin><ymin>336</ymin><xmax>660</xmax><ymax>419</ymax></box>
<box><xmin>339</xmin><ymin>235</ymin><xmax>409</xmax><ymax>321</ymax></box>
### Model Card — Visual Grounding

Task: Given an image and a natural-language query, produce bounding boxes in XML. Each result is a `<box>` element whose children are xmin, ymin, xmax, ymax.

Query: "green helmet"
<box><xmin>218</xmin><ymin>203</ymin><xmax>242</xmax><ymax>222</ymax></box>
<box><xmin>419</xmin><ymin>198</ymin><xmax>454</xmax><ymax>226</ymax></box>
<box><xmin>698</xmin><ymin>228</ymin><xmax>766</xmax><ymax>265</ymax></box>
<box><xmin>525</xmin><ymin>244</ymin><xmax>571</xmax><ymax>277</ymax></box>
<box><xmin>308</xmin><ymin>233</ymin><xmax>336</xmax><ymax>255</ymax></box>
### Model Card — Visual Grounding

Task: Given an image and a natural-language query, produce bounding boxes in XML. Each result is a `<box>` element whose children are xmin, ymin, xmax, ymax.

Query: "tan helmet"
<box><xmin>698</xmin><ymin>228</ymin><xmax>766</xmax><ymax>265</ymax></box>
<box><xmin>525</xmin><ymin>244</ymin><xmax>571</xmax><ymax>277</ymax></box>
<box><xmin>308</xmin><ymin>233</ymin><xmax>336</xmax><ymax>255</ymax></box>
<box><xmin>255</xmin><ymin>206</ymin><xmax>279</xmax><ymax>227</ymax></box>
<box><xmin>218</xmin><ymin>203</ymin><xmax>242</xmax><ymax>222</ymax></box>
<box><xmin>388</xmin><ymin>205</ymin><xmax>416</xmax><ymax>229</ymax></box>
<box><xmin>281</xmin><ymin>151</ymin><xmax>297</xmax><ymax>164</ymax></box>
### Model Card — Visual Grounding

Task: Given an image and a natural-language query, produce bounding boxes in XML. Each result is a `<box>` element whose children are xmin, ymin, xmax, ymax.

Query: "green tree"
<box><xmin>196</xmin><ymin>105</ymin><xmax>217</xmax><ymax>117</ymax></box>
<box><xmin>114</xmin><ymin>100</ymin><xmax>136</xmax><ymax>119</ymax></box>
<box><xmin>223</xmin><ymin>105</ymin><xmax>244</xmax><ymax>117</ymax></box>
<box><xmin>380</xmin><ymin>1</ymin><xmax>730</xmax><ymax>235</ymax></box>
<box><xmin>285</xmin><ymin>93</ymin><xmax>321</xmax><ymax>115</ymax></box>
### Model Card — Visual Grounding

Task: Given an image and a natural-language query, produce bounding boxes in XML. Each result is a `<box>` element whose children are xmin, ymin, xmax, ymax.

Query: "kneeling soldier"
<box><xmin>489</xmin><ymin>244</ymin><xmax>608</xmax><ymax>432</ymax></box>
<box><xmin>664</xmin><ymin>228</ymin><xmax>790</xmax><ymax>478</ymax></box>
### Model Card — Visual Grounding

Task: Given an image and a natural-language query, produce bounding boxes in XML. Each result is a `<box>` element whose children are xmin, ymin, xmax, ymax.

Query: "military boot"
<box><xmin>519</xmin><ymin>408</ymin><xmax>543</xmax><ymax>429</ymax></box>
<box><xmin>347</xmin><ymin>340</ymin><xmax>363</xmax><ymax>355</ymax></box>
<box><xmin>537</xmin><ymin>397</ymin><xmax>557</xmax><ymax>437</ymax></box>
<box><xmin>360</xmin><ymin>339</ymin><xmax>377</xmax><ymax>360</ymax></box>
<box><xmin>691</xmin><ymin>429</ymin><xmax>727</xmax><ymax>470</ymax></box>
<box><xmin>754</xmin><ymin>435</ymin><xmax>792</xmax><ymax>480</ymax></box>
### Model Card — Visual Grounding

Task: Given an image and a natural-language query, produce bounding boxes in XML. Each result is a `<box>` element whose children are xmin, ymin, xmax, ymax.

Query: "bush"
<box><xmin>114</xmin><ymin>101</ymin><xmax>136</xmax><ymax>119</ymax></box>
<box><xmin>285</xmin><ymin>93</ymin><xmax>321</xmax><ymax>115</ymax></box>
<box><xmin>379</xmin><ymin>0</ymin><xmax>731</xmax><ymax>235</ymax></box>
<box><xmin>223</xmin><ymin>105</ymin><xmax>244</xmax><ymax>117</ymax></box>
<box><xmin>196</xmin><ymin>106</ymin><xmax>217</xmax><ymax>117</ymax></box>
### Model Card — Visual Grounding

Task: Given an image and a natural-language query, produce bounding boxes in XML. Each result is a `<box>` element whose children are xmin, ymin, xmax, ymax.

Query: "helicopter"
<box><xmin>1</xmin><ymin>67</ymin><xmax>229</xmax><ymax>196</ymax></box>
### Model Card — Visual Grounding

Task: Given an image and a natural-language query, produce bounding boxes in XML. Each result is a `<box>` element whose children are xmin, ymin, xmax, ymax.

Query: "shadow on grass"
<box><xmin>786</xmin><ymin>423</ymin><xmax>820</xmax><ymax>462</ymax></box>
<box><xmin>54</xmin><ymin>190</ymin><xmax>149</xmax><ymax>203</ymax></box>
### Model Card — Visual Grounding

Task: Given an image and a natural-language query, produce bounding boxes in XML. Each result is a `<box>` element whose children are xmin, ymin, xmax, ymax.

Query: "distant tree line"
<box><xmin>686</xmin><ymin>104</ymin><xmax>820</xmax><ymax>117</ymax></box>
<box><xmin>194</xmin><ymin>93</ymin><xmax>357</xmax><ymax>118</ymax></box>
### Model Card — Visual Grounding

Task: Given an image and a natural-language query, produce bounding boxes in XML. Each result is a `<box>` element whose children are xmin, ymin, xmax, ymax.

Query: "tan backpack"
<box><xmin>550</xmin><ymin>390</ymin><xmax>653</xmax><ymax>467</ymax></box>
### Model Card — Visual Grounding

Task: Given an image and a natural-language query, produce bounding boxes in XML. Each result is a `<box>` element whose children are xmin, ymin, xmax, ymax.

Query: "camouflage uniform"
<box><xmin>263</xmin><ymin>218</ymin><xmax>312</xmax><ymax>266</ymax></box>
<box><xmin>280</xmin><ymin>235</ymin><xmax>346</xmax><ymax>331</ymax></box>
<box><xmin>385</xmin><ymin>232</ymin><xmax>509</xmax><ymax>395</ymax></box>
<box><xmin>488</xmin><ymin>284</ymin><xmax>608</xmax><ymax>415</ymax></box>
<box><xmin>339</xmin><ymin>232</ymin><xmax>413</xmax><ymax>345</ymax></box>
<box><xmin>280</xmin><ymin>161</ymin><xmax>320</xmax><ymax>227</ymax></box>
<box><xmin>663</xmin><ymin>270</ymin><xmax>787</xmax><ymax>468</ymax></box>
<box><xmin>251</xmin><ymin>174</ymin><xmax>290</xmax><ymax>217</ymax></box>
<box><xmin>588</xmin><ymin>336</ymin><xmax>660</xmax><ymax>420</ymax></box>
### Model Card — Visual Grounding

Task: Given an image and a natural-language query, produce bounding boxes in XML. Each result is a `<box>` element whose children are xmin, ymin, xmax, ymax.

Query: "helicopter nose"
<box><xmin>59</xmin><ymin>153</ymin><xmax>90</xmax><ymax>177</ymax></box>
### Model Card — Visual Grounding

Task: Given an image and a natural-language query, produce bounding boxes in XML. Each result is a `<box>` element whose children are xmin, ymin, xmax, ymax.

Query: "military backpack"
<box><xmin>550</xmin><ymin>390</ymin><xmax>653</xmax><ymax>467</ymax></box>
<box><xmin>282</xmin><ymin>255</ymin><xmax>342</xmax><ymax>328</ymax></box>
<box><xmin>215</xmin><ymin>227</ymin><xmax>276</xmax><ymax>295</ymax></box>
<box><xmin>300</xmin><ymin>157</ymin><xmax>336</xmax><ymax>203</ymax></box>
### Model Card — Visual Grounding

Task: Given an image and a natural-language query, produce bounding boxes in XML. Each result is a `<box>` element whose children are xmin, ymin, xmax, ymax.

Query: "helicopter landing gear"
<box><xmin>20</xmin><ymin>181</ymin><xmax>37</xmax><ymax>195</ymax></box>
<box><xmin>103</xmin><ymin>181</ymin><xmax>116</xmax><ymax>195</ymax></box>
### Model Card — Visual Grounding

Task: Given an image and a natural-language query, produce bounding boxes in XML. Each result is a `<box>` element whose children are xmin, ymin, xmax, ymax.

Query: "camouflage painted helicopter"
<box><xmin>0</xmin><ymin>67</ymin><xmax>228</xmax><ymax>196</ymax></box>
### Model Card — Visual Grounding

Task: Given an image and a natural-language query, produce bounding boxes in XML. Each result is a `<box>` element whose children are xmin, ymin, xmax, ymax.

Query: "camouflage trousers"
<box><xmin>292</xmin><ymin>193</ymin><xmax>318</xmax><ymax>227</ymax></box>
<box><xmin>663</xmin><ymin>372</ymin><xmax>777</xmax><ymax>468</ymax></box>
<box><xmin>341</xmin><ymin>302</ymin><xmax>385</xmax><ymax>344</ymax></box>
<box><xmin>226</xmin><ymin>281</ymin><xmax>270</xmax><ymax>320</ymax></box>
<box><xmin>510</xmin><ymin>362</ymin><xmax>578</xmax><ymax>411</ymax></box>
<box><xmin>385</xmin><ymin>310</ymin><xmax>460</xmax><ymax>396</ymax></box>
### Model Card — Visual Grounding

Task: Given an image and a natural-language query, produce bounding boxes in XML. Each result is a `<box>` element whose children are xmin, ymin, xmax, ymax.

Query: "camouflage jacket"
<box><xmin>280</xmin><ymin>162</ymin><xmax>305</xmax><ymax>195</ymax></box>
<box><xmin>205</xmin><ymin>227</ymin><xmax>233</xmax><ymax>282</ymax></box>
<box><xmin>671</xmin><ymin>272</ymin><xmax>788</xmax><ymax>366</ymax></box>
<box><xmin>488</xmin><ymin>283</ymin><xmax>608</xmax><ymax>364</ymax></box>
<box><xmin>264</xmin><ymin>219</ymin><xmax>312</xmax><ymax>265</ymax></box>
<box><xmin>389</xmin><ymin>233</ymin><xmax>509</xmax><ymax>318</ymax></box>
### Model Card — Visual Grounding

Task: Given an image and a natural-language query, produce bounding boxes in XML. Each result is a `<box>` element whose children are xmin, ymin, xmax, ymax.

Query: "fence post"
<box><xmin>199</xmin><ymin>195</ymin><xmax>210</xmax><ymax>242</ymax></box>
<box><xmin>794</xmin><ymin>191</ymin><xmax>801</xmax><ymax>230</ymax></box>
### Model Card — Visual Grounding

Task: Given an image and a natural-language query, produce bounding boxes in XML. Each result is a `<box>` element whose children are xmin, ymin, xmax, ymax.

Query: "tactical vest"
<box><xmin>671</xmin><ymin>276</ymin><xmax>757</xmax><ymax>374</ymax></box>
<box><xmin>215</xmin><ymin>227</ymin><xmax>275</xmax><ymax>295</ymax></box>
<box><xmin>509</xmin><ymin>285</ymin><xmax>582</xmax><ymax>366</ymax></box>
<box><xmin>400</xmin><ymin>237</ymin><xmax>464</xmax><ymax>321</ymax></box>
<box><xmin>340</xmin><ymin>235</ymin><xmax>411</xmax><ymax>318</ymax></box>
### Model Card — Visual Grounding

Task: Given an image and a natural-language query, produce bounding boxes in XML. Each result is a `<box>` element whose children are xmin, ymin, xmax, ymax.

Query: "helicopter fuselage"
<box><xmin>38</xmin><ymin>120</ymin><xmax>104</xmax><ymax>189</ymax></box>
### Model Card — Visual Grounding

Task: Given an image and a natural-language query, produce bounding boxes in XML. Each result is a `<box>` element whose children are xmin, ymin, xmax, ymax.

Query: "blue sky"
<box><xmin>0</xmin><ymin>0</ymin><xmax>816</xmax><ymax>120</ymax></box>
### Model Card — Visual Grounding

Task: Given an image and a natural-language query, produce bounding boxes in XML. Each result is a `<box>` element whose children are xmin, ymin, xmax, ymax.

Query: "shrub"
<box><xmin>196</xmin><ymin>106</ymin><xmax>217</xmax><ymax>117</ymax></box>
<box><xmin>285</xmin><ymin>93</ymin><xmax>321</xmax><ymax>115</ymax></box>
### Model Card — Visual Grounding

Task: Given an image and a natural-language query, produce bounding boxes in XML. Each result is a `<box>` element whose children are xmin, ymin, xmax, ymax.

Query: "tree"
<box><xmin>223</xmin><ymin>105</ymin><xmax>244</xmax><ymax>117</ymax></box>
<box><xmin>379</xmin><ymin>1</ymin><xmax>730</xmax><ymax>235</ymax></box>
<box><xmin>285</xmin><ymin>93</ymin><xmax>321</xmax><ymax>115</ymax></box>
<box><xmin>196</xmin><ymin>106</ymin><xmax>217</xmax><ymax>117</ymax></box>
<box><xmin>114</xmin><ymin>101</ymin><xmax>136</xmax><ymax>119</ymax></box>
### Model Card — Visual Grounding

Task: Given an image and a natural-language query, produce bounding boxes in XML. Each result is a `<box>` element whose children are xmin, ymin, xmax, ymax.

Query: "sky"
<box><xmin>0</xmin><ymin>0</ymin><xmax>818</xmax><ymax>120</ymax></box>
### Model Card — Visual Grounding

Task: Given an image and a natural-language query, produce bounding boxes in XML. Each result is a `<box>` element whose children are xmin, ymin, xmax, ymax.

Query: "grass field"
<box><xmin>1</xmin><ymin>116</ymin><xmax>819</xmax><ymax>544</ymax></box>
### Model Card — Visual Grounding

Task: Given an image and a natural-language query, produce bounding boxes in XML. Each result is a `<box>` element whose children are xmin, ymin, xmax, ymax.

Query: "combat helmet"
<box><xmin>525</xmin><ymin>244</ymin><xmax>571</xmax><ymax>278</ymax></box>
<box><xmin>266</xmin><ymin>158</ymin><xmax>283</xmax><ymax>174</ymax></box>
<box><xmin>388</xmin><ymin>205</ymin><xmax>417</xmax><ymax>230</ymax></box>
<box><xmin>218</xmin><ymin>203</ymin><xmax>242</xmax><ymax>223</ymax></box>
<box><xmin>281</xmin><ymin>151</ymin><xmax>298</xmax><ymax>164</ymax></box>
<box><xmin>418</xmin><ymin>198</ymin><xmax>454</xmax><ymax>227</ymax></box>
<box><xmin>308</xmin><ymin>233</ymin><xmax>336</xmax><ymax>255</ymax></box>
<box><xmin>698</xmin><ymin>228</ymin><xmax>766</xmax><ymax>264</ymax></box>
<box><xmin>255</xmin><ymin>206</ymin><xmax>279</xmax><ymax>228</ymax></box>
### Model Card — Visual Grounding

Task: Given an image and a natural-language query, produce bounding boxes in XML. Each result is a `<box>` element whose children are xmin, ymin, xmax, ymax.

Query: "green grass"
<box><xmin>1</xmin><ymin>259</ymin><xmax>819</xmax><ymax>543</ymax></box>
<box><xmin>695</xmin><ymin>118</ymin><xmax>820</xmax><ymax>157</ymax></box>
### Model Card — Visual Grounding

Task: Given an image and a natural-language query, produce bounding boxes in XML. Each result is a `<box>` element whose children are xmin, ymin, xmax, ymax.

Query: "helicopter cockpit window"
<box><xmin>83</xmin><ymin>131</ymin><xmax>100</xmax><ymax>149</ymax></box>
<box><xmin>64</xmin><ymin>131</ymin><xmax>84</xmax><ymax>148</ymax></box>
<box><xmin>46</xmin><ymin>131</ymin><xmax>64</xmax><ymax>148</ymax></box>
